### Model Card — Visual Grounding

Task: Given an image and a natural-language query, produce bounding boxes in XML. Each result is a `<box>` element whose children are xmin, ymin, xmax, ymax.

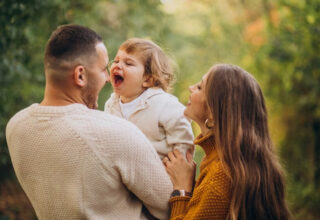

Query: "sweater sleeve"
<box><xmin>169</xmin><ymin>164</ymin><xmax>231</xmax><ymax>220</ymax></box>
<box><xmin>170</xmin><ymin>191</ymin><xmax>228</xmax><ymax>220</ymax></box>
<box><xmin>112</xmin><ymin>123</ymin><xmax>173</xmax><ymax>219</ymax></box>
<box><xmin>159</xmin><ymin>97</ymin><xmax>194</xmax><ymax>157</ymax></box>
<box><xmin>169</xmin><ymin>188</ymin><xmax>230</xmax><ymax>220</ymax></box>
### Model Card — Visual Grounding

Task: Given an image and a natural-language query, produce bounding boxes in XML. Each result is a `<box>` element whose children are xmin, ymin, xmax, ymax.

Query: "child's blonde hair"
<box><xmin>119</xmin><ymin>38</ymin><xmax>175</xmax><ymax>92</ymax></box>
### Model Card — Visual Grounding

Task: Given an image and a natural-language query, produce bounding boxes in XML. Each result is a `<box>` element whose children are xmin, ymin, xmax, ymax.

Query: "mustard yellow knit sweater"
<box><xmin>169</xmin><ymin>133</ymin><xmax>231</xmax><ymax>219</ymax></box>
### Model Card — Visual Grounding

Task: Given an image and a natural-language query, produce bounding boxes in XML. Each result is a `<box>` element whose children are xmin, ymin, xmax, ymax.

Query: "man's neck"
<box><xmin>40</xmin><ymin>84</ymin><xmax>84</xmax><ymax>107</ymax></box>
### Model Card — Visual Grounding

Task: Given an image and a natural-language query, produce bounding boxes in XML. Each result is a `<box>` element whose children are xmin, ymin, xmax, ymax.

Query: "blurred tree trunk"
<box><xmin>314</xmin><ymin>120</ymin><xmax>320</xmax><ymax>187</ymax></box>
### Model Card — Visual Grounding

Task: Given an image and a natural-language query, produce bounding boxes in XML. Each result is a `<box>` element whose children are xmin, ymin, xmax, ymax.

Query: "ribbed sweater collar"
<box><xmin>30</xmin><ymin>103</ymin><xmax>88</xmax><ymax>115</ymax></box>
<box><xmin>194</xmin><ymin>133</ymin><xmax>219</xmax><ymax>172</ymax></box>
<box><xmin>194</xmin><ymin>133</ymin><xmax>216</xmax><ymax>156</ymax></box>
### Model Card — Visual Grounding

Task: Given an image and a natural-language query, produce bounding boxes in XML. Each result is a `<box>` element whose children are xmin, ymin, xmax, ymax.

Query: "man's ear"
<box><xmin>73</xmin><ymin>65</ymin><xmax>86</xmax><ymax>87</ymax></box>
<box><xmin>142</xmin><ymin>75</ymin><xmax>154</xmax><ymax>88</ymax></box>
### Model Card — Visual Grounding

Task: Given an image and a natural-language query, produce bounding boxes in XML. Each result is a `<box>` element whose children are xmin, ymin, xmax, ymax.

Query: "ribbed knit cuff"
<box><xmin>169</xmin><ymin>196</ymin><xmax>191</xmax><ymax>218</ymax></box>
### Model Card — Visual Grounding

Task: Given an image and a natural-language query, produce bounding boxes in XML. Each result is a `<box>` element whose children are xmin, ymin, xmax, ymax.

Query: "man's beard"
<box><xmin>83</xmin><ymin>90</ymin><xmax>98</xmax><ymax>109</ymax></box>
<box><xmin>82</xmin><ymin>77</ymin><xmax>99</xmax><ymax>109</ymax></box>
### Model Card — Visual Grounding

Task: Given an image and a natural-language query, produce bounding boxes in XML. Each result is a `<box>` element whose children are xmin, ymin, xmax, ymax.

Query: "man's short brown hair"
<box><xmin>44</xmin><ymin>24</ymin><xmax>102</xmax><ymax>84</ymax></box>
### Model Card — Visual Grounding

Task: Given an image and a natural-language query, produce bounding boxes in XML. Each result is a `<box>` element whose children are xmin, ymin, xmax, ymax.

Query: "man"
<box><xmin>6</xmin><ymin>24</ymin><xmax>173</xmax><ymax>219</ymax></box>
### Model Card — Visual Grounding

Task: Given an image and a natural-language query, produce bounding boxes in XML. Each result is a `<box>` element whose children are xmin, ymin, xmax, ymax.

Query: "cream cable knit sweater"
<box><xmin>6</xmin><ymin>103</ymin><xmax>172</xmax><ymax>220</ymax></box>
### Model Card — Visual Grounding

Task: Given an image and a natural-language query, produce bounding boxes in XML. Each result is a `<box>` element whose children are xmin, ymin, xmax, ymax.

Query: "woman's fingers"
<box><xmin>162</xmin><ymin>156</ymin><xmax>169</xmax><ymax>163</ymax></box>
<box><xmin>167</xmin><ymin>151</ymin><xmax>176</xmax><ymax>161</ymax></box>
<box><xmin>163</xmin><ymin>150</ymin><xmax>196</xmax><ymax>191</ymax></box>
<box><xmin>165</xmin><ymin>149</ymin><xmax>194</xmax><ymax>165</ymax></box>
<box><xmin>162</xmin><ymin>157</ymin><xmax>171</xmax><ymax>168</ymax></box>
<box><xmin>186</xmin><ymin>150</ymin><xmax>193</xmax><ymax>163</ymax></box>
<box><xmin>172</xmin><ymin>149</ymin><xmax>182</xmax><ymax>158</ymax></box>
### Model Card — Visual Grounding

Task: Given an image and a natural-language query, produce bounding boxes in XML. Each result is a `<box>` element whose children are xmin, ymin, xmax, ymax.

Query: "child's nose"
<box><xmin>113</xmin><ymin>62</ymin><xmax>123</xmax><ymax>70</ymax></box>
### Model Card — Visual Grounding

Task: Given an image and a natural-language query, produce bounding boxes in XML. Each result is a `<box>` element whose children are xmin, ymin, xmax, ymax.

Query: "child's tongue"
<box><xmin>114</xmin><ymin>75</ymin><xmax>124</xmax><ymax>87</ymax></box>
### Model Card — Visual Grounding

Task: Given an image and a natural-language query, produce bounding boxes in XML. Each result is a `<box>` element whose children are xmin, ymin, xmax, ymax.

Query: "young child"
<box><xmin>104</xmin><ymin>38</ymin><xmax>194</xmax><ymax>159</ymax></box>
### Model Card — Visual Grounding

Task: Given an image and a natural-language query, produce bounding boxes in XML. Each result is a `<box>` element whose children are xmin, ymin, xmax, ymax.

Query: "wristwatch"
<box><xmin>170</xmin><ymin>189</ymin><xmax>192</xmax><ymax>198</ymax></box>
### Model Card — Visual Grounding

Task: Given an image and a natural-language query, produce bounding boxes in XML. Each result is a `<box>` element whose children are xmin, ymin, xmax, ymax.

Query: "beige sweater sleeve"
<box><xmin>101</xmin><ymin>121</ymin><xmax>173</xmax><ymax>219</ymax></box>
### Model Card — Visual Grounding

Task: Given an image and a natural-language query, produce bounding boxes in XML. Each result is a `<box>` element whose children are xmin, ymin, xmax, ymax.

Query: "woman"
<box><xmin>163</xmin><ymin>64</ymin><xmax>291</xmax><ymax>219</ymax></box>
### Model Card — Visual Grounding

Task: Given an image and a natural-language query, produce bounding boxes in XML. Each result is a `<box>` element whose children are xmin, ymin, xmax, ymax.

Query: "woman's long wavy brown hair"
<box><xmin>205</xmin><ymin>64</ymin><xmax>291</xmax><ymax>220</ymax></box>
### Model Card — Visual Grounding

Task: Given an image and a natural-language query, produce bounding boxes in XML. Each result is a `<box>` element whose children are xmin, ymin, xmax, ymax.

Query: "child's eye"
<box><xmin>197</xmin><ymin>84</ymin><xmax>201</xmax><ymax>90</ymax></box>
<box><xmin>126</xmin><ymin>62</ymin><xmax>133</xmax><ymax>66</ymax></box>
<box><xmin>113</xmin><ymin>60</ymin><xmax>119</xmax><ymax>63</ymax></box>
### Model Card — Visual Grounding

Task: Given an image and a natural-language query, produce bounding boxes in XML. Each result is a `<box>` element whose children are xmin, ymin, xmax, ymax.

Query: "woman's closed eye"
<box><xmin>197</xmin><ymin>79</ymin><xmax>204</xmax><ymax>90</ymax></box>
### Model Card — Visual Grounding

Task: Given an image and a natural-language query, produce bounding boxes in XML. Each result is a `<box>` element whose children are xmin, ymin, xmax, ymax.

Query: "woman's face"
<box><xmin>184</xmin><ymin>72</ymin><xmax>211</xmax><ymax>125</ymax></box>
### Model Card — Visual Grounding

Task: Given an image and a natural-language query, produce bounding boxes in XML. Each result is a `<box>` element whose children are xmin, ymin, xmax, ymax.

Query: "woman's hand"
<box><xmin>163</xmin><ymin>149</ymin><xmax>196</xmax><ymax>192</ymax></box>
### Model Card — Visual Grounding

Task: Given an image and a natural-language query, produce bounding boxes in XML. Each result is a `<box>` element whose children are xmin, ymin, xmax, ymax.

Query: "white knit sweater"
<box><xmin>6</xmin><ymin>103</ymin><xmax>173</xmax><ymax>220</ymax></box>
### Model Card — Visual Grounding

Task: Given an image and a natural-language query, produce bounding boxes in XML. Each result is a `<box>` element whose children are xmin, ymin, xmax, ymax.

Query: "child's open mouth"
<box><xmin>113</xmin><ymin>74</ymin><xmax>124</xmax><ymax>87</ymax></box>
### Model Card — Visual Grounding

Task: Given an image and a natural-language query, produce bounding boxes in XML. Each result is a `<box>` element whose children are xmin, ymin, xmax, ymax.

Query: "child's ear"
<box><xmin>142</xmin><ymin>75</ymin><xmax>154</xmax><ymax>88</ymax></box>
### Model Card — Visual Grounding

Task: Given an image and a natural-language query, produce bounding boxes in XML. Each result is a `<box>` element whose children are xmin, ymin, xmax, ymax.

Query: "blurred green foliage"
<box><xmin>0</xmin><ymin>0</ymin><xmax>319</xmax><ymax>219</ymax></box>
<box><xmin>255</xmin><ymin>0</ymin><xmax>320</xmax><ymax>218</ymax></box>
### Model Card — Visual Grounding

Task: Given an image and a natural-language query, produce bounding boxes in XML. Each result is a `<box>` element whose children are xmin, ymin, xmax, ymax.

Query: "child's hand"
<box><xmin>162</xmin><ymin>149</ymin><xmax>196</xmax><ymax>192</ymax></box>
